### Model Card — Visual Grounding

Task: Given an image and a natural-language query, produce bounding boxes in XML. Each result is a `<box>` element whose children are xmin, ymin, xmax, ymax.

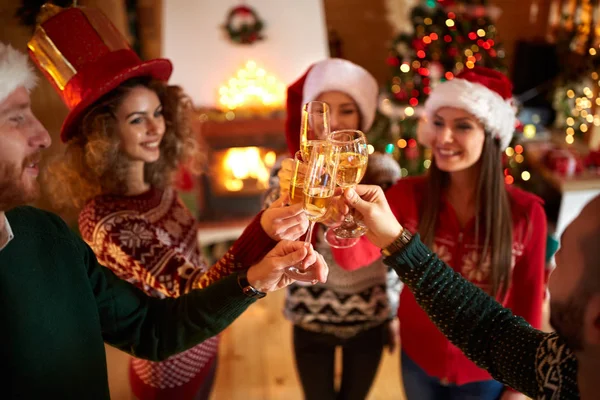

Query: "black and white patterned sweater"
<box><xmin>264</xmin><ymin>152</ymin><xmax>403</xmax><ymax>338</ymax></box>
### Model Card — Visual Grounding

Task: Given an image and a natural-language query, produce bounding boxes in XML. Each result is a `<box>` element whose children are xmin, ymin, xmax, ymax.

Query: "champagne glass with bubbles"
<box><xmin>288</xmin><ymin>150</ymin><xmax>306</xmax><ymax>206</ymax></box>
<box><xmin>285</xmin><ymin>141</ymin><xmax>338</xmax><ymax>281</ymax></box>
<box><xmin>324</xmin><ymin>129</ymin><xmax>369</xmax><ymax>249</ymax></box>
<box><xmin>300</xmin><ymin>101</ymin><xmax>330</xmax><ymax>161</ymax></box>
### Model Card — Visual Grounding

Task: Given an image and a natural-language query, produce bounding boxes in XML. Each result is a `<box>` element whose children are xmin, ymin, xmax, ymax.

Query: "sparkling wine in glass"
<box><xmin>288</xmin><ymin>151</ymin><xmax>305</xmax><ymax>205</ymax></box>
<box><xmin>324</xmin><ymin>129</ymin><xmax>369</xmax><ymax>248</ymax></box>
<box><xmin>285</xmin><ymin>141</ymin><xmax>337</xmax><ymax>281</ymax></box>
<box><xmin>300</xmin><ymin>101</ymin><xmax>330</xmax><ymax>162</ymax></box>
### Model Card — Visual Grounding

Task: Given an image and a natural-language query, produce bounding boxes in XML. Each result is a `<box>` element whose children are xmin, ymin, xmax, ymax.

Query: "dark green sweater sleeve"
<box><xmin>79</xmin><ymin>238</ymin><xmax>256</xmax><ymax>361</ymax></box>
<box><xmin>383</xmin><ymin>234</ymin><xmax>552</xmax><ymax>397</ymax></box>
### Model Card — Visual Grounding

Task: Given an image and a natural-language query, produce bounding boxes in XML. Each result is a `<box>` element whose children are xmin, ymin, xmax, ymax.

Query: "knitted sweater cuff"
<box><xmin>204</xmin><ymin>273</ymin><xmax>257</xmax><ymax>319</ymax></box>
<box><xmin>383</xmin><ymin>233</ymin><xmax>431</xmax><ymax>274</ymax></box>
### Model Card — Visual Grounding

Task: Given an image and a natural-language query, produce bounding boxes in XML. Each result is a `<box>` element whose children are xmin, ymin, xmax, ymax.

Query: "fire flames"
<box><xmin>220</xmin><ymin>147</ymin><xmax>277</xmax><ymax>192</ymax></box>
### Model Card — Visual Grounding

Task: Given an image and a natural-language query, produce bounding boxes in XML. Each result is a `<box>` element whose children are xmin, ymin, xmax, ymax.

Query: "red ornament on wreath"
<box><xmin>223</xmin><ymin>4</ymin><xmax>265</xmax><ymax>45</ymax></box>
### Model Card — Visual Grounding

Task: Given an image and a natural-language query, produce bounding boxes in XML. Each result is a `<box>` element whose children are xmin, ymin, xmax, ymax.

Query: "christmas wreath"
<box><xmin>223</xmin><ymin>5</ymin><xmax>265</xmax><ymax>45</ymax></box>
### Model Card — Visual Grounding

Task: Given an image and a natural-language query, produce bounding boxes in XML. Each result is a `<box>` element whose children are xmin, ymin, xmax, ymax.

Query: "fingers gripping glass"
<box><xmin>284</xmin><ymin>142</ymin><xmax>337</xmax><ymax>281</ymax></box>
<box><xmin>324</xmin><ymin>130</ymin><xmax>369</xmax><ymax>249</ymax></box>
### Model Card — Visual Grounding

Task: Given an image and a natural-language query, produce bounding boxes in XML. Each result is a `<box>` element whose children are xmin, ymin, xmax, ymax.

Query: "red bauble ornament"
<box><xmin>405</xmin><ymin>145</ymin><xmax>419</xmax><ymax>160</ymax></box>
<box><xmin>387</xmin><ymin>56</ymin><xmax>400</xmax><ymax>66</ymax></box>
<box><xmin>394</xmin><ymin>91</ymin><xmax>407</xmax><ymax>101</ymax></box>
<box><xmin>412</xmin><ymin>38</ymin><xmax>426</xmax><ymax>51</ymax></box>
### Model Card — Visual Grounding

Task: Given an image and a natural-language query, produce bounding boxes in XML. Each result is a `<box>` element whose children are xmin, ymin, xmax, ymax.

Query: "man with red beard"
<box><xmin>0</xmin><ymin>43</ymin><xmax>328</xmax><ymax>399</ymax></box>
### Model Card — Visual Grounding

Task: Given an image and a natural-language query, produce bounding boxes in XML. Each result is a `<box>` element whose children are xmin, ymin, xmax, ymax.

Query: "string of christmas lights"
<box><xmin>554</xmin><ymin>69</ymin><xmax>600</xmax><ymax>145</ymax></box>
<box><xmin>370</xmin><ymin>0</ymin><xmax>507</xmax><ymax>178</ymax></box>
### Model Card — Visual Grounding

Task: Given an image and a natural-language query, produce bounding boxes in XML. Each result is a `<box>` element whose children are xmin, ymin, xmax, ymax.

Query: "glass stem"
<box><xmin>305</xmin><ymin>220</ymin><xmax>316</xmax><ymax>243</ymax></box>
<box><xmin>343</xmin><ymin>184</ymin><xmax>357</xmax><ymax>226</ymax></box>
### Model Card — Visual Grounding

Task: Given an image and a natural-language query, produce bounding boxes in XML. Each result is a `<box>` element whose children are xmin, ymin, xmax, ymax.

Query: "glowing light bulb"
<box><xmin>566</xmin><ymin>135</ymin><xmax>574</xmax><ymax>144</ymax></box>
<box><xmin>523</xmin><ymin>124</ymin><xmax>536</xmax><ymax>138</ymax></box>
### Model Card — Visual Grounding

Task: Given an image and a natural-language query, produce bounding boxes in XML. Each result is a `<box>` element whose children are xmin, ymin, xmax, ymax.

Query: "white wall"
<box><xmin>163</xmin><ymin>0</ymin><xmax>329</xmax><ymax>107</ymax></box>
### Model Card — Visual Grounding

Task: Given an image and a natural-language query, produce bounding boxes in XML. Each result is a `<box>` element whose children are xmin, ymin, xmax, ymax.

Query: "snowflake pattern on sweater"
<box><xmin>79</xmin><ymin>187</ymin><xmax>276</xmax><ymax>396</ymax></box>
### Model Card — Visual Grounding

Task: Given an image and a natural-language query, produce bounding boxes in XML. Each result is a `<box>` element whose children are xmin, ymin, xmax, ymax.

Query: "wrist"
<box><xmin>381</xmin><ymin>225</ymin><xmax>413</xmax><ymax>257</ymax></box>
<box><xmin>246</xmin><ymin>266</ymin><xmax>265</xmax><ymax>292</ymax></box>
<box><xmin>238</xmin><ymin>269</ymin><xmax>267</xmax><ymax>298</ymax></box>
<box><xmin>380</xmin><ymin>223</ymin><xmax>404</xmax><ymax>250</ymax></box>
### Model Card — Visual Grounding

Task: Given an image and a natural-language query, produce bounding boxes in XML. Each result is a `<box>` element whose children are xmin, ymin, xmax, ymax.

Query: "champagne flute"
<box><xmin>285</xmin><ymin>141</ymin><xmax>338</xmax><ymax>281</ymax></box>
<box><xmin>300</xmin><ymin>101</ymin><xmax>330</xmax><ymax>161</ymax></box>
<box><xmin>288</xmin><ymin>150</ymin><xmax>306</xmax><ymax>205</ymax></box>
<box><xmin>324</xmin><ymin>129</ymin><xmax>369</xmax><ymax>249</ymax></box>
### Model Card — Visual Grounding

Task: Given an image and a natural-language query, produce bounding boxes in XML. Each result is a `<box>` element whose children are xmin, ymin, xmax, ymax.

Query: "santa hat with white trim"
<box><xmin>286</xmin><ymin>58</ymin><xmax>378</xmax><ymax>154</ymax></box>
<box><xmin>417</xmin><ymin>66</ymin><xmax>516</xmax><ymax>150</ymax></box>
<box><xmin>0</xmin><ymin>43</ymin><xmax>37</xmax><ymax>104</ymax></box>
<box><xmin>302</xmin><ymin>59</ymin><xmax>378</xmax><ymax>133</ymax></box>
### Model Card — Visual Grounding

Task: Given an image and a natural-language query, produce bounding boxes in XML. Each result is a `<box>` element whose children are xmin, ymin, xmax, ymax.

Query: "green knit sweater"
<box><xmin>384</xmin><ymin>234</ymin><xmax>579</xmax><ymax>400</ymax></box>
<box><xmin>0</xmin><ymin>207</ymin><xmax>256</xmax><ymax>399</ymax></box>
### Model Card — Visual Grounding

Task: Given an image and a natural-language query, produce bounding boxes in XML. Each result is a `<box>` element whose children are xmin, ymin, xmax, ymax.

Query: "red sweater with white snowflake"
<box><xmin>78</xmin><ymin>187</ymin><xmax>277</xmax><ymax>399</ymax></box>
<box><xmin>389</xmin><ymin>176</ymin><xmax>547</xmax><ymax>386</ymax></box>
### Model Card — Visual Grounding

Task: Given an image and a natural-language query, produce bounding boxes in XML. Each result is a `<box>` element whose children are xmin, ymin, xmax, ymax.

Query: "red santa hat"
<box><xmin>0</xmin><ymin>43</ymin><xmax>38</xmax><ymax>104</ymax></box>
<box><xmin>285</xmin><ymin>58</ymin><xmax>378</xmax><ymax>154</ymax></box>
<box><xmin>418</xmin><ymin>66</ymin><xmax>516</xmax><ymax>150</ymax></box>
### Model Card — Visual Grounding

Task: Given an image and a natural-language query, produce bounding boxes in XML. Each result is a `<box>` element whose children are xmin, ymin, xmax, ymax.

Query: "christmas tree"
<box><xmin>371</xmin><ymin>0</ymin><xmax>507</xmax><ymax>177</ymax></box>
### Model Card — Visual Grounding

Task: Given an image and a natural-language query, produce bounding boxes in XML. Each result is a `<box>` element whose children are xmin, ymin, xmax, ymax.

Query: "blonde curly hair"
<box><xmin>43</xmin><ymin>77</ymin><xmax>205</xmax><ymax>212</ymax></box>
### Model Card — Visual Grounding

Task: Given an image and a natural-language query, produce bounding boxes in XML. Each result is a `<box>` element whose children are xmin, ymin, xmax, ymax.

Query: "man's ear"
<box><xmin>584</xmin><ymin>294</ymin><xmax>600</xmax><ymax>346</ymax></box>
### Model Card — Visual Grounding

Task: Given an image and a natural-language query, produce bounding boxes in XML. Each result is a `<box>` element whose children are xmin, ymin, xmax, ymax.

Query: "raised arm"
<box><xmin>385</xmin><ymin>234</ymin><xmax>548</xmax><ymax>396</ymax></box>
<box><xmin>80</xmin><ymin>232</ymin><xmax>327</xmax><ymax>361</ymax></box>
<box><xmin>81</xmin><ymin>235</ymin><xmax>255</xmax><ymax>360</ymax></box>
<box><xmin>80</xmin><ymin>207</ymin><xmax>278</xmax><ymax>296</ymax></box>
<box><xmin>343</xmin><ymin>185</ymin><xmax>578</xmax><ymax>399</ymax></box>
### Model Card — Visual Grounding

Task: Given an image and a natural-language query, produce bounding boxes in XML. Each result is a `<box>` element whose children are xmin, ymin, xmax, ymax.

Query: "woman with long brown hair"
<box><xmin>388</xmin><ymin>67</ymin><xmax>546</xmax><ymax>399</ymax></box>
<box><xmin>31</xmin><ymin>5</ymin><xmax>310</xmax><ymax>399</ymax></box>
<box><xmin>317</xmin><ymin>66</ymin><xmax>545</xmax><ymax>399</ymax></box>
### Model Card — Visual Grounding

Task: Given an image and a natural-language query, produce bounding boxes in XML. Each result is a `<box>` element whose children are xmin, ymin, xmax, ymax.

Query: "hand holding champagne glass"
<box><xmin>285</xmin><ymin>141</ymin><xmax>338</xmax><ymax>281</ymax></box>
<box><xmin>324</xmin><ymin>129</ymin><xmax>369</xmax><ymax>248</ymax></box>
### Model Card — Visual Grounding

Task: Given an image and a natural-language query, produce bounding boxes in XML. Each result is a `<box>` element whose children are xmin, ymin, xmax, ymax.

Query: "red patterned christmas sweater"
<box><xmin>78</xmin><ymin>186</ymin><xmax>277</xmax><ymax>399</ymax></box>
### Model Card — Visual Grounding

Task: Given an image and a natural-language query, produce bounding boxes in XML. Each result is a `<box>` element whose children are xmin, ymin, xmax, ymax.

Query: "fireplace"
<box><xmin>193</xmin><ymin>112</ymin><xmax>288</xmax><ymax>221</ymax></box>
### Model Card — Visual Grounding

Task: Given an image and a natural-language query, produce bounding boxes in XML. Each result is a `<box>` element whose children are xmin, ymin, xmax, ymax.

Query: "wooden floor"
<box><xmin>105</xmin><ymin>288</ymin><xmax>406</xmax><ymax>399</ymax></box>
<box><xmin>105</xmin><ymin>288</ymin><xmax>551</xmax><ymax>399</ymax></box>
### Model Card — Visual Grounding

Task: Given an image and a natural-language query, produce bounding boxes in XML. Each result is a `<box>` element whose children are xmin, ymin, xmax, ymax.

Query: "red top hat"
<box><xmin>28</xmin><ymin>4</ymin><xmax>173</xmax><ymax>142</ymax></box>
